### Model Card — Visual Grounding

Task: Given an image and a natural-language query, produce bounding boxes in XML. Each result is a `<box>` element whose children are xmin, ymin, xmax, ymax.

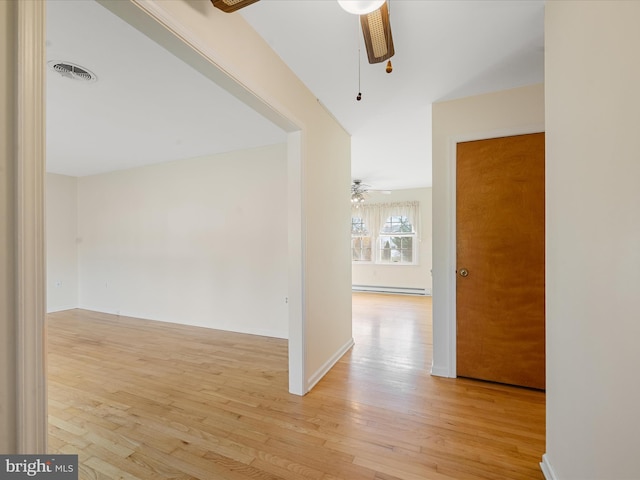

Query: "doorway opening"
<box><xmin>39</xmin><ymin>2</ymin><xmax>304</xmax><ymax>454</ymax></box>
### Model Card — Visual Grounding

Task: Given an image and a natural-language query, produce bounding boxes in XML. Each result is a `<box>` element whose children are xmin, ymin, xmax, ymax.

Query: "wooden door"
<box><xmin>456</xmin><ymin>133</ymin><xmax>545</xmax><ymax>390</ymax></box>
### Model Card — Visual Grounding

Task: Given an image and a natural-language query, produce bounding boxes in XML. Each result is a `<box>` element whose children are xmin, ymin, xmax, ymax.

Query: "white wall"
<box><xmin>46</xmin><ymin>173</ymin><xmax>78</xmax><ymax>312</ymax></box>
<box><xmin>431</xmin><ymin>84</ymin><xmax>544</xmax><ymax>377</ymax></box>
<box><xmin>352</xmin><ymin>188</ymin><xmax>432</xmax><ymax>293</ymax></box>
<box><xmin>543</xmin><ymin>2</ymin><xmax>640</xmax><ymax>479</ymax></box>
<box><xmin>76</xmin><ymin>145</ymin><xmax>289</xmax><ymax>339</ymax></box>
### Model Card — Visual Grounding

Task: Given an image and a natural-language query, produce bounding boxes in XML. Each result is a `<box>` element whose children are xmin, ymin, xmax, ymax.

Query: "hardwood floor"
<box><xmin>47</xmin><ymin>293</ymin><xmax>545</xmax><ymax>479</ymax></box>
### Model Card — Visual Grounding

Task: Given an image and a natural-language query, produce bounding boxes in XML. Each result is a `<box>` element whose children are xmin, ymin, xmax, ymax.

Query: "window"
<box><xmin>351</xmin><ymin>201</ymin><xmax>420</xmax><ymax>265</ymax></box>
<box><xmin>351</xmin><ymin>217</ymin><xmax>372</xmax><ymax>262</ymax></box>
<box><xmin>379</xmin><ymin>216</ymin><xmax>415</xmax><ymax>264</ymax></box>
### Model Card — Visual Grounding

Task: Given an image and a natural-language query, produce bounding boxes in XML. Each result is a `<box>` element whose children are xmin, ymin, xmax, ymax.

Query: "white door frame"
<box><xmin>444</xmin><ymin>126</ymin><xmax>545</xmax><ymax>379</ymax></box>
<box><xmin>15</xmin><ymin>0</ymin><xmax>47</xmax><ymax>454</ymax></box>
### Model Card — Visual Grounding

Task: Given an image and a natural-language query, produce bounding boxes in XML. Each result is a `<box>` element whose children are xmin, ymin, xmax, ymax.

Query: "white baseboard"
<box><xmin>352</xmin><ymin>285</ymin><xmax>430</xmax><ymax>296</ymax></box>
<box><xmin>77</xmin><ymin>304</ymin><xmax>119</xmax><ymax>315</ymax></box>
<box><xmin>46</xmin><ymin>304</ymin><xmax>78</xmax><ymax>313</ymax></box>
<box><xmin>76</xmin><ymin>305</ymin><xmax>288</xmax><ymax>339</ymax></box>
<box><xmin>540</xmin><ymin>454</ymin><xmax>558</xmax><ymax>480</ymax></box>
<box><xmin>306</xmin><ymin>337</ymin><xmax>355</xmax><ymax>393</ymax></box>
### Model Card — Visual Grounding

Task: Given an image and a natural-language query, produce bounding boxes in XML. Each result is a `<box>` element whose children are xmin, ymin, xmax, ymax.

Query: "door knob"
<box><xmin>459</xmin><ymin>268</ymin><xmax>469</xmax><ymax>277</ymax></box>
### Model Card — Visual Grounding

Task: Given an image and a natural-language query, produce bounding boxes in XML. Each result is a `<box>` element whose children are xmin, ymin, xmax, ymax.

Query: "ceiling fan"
<box><xmin>351</xmin><ymin>179</ymin><xmax>391</xmax><ymax>203</ymax></box>
<box><xmin>210</xmin><ymin>0</ymin><xmax>394</xmax><ymax>66</ymax></box>
<box><xmin>351</xmin><ymin>179</ymin><xmax>369</xmax><ymax>204</ymax></box>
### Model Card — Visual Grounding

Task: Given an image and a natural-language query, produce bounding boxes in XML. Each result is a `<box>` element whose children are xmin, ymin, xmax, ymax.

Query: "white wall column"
<box><xmin>544</xmin><ymin>2</ymin><xmax>640</xmax><ymax>478</ymax></box>
<box><xmin>15</xmin><ymin>0</ymin><xmax>48</xmax><ymax>454</ymax></box>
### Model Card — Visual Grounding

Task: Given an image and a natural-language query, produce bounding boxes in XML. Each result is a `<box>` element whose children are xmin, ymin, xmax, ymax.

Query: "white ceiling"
<box><xmin>46</xmin><ymin>0</ymin><xmax>288</xmax><ymax>177</ymax></box>
<box><xmin>46</xmin><ymin>0</ymin><xmax>544</xmax><ymax>189</ymax></box>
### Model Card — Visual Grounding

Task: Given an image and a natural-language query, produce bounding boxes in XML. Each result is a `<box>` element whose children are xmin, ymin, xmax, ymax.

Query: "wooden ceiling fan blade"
<box><xmin>211</xmin><ymin>0</ymin><xmax>260</xmax><ymax>13</ymax></box>
<box><xmin>360</xmin><ymin>2</ymin><xmax>394</xmax><ymax>64</ymax></box>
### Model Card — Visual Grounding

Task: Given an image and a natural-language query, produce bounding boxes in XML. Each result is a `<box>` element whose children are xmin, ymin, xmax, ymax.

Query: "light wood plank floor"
<box><xmin>48</xmin><ymin>293</ymin><xmax>545</xmax><ymax>480</ymax></box>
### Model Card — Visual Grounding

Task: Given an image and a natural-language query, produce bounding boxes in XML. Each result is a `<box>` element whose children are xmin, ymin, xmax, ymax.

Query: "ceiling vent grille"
<box><xmin>48</xmin><ymin>61</ymin><xmax>97</xmax><ymax>82</ymax></box>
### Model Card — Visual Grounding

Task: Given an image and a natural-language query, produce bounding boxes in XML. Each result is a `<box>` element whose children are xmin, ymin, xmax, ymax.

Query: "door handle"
<box><xmin>459</xmin><ymin>268</ymin><xmax>469</xmax><ymax>277</ymax></box>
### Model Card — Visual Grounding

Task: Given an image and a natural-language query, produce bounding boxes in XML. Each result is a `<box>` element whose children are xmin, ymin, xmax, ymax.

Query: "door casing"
<box><xmin>443</xmin><ymin>126</ymin><xmax>545</xmax><ymax>379</ymax></box>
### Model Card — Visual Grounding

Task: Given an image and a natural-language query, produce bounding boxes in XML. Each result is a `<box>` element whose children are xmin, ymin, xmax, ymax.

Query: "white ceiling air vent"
<box><xmin>48</xmin><ymin>61</ymin><xmax>97</xmax><ymax>83</ymax></box>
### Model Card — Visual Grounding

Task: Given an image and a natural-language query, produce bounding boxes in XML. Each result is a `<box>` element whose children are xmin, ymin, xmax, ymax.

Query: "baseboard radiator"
<box><xmin>352</xmin><ymin>285</ymin><xmax>430</xmax><ymax>296</ymax></box>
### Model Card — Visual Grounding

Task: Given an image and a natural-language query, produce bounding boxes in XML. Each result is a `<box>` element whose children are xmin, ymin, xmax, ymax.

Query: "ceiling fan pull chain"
<box><xmin>386</xmin><ymin>0</ymin><xmax>393</xmax><ymax>73</ymax></box>
<box><xmin>357</xmin><ymin>19</ymin><xmax>363</xmax><ymax>101</ymax></box>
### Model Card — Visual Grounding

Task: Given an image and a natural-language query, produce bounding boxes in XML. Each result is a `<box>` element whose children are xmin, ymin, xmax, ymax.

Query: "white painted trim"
<box><xmin>352</xmin><ymin>285</ymin><xmax>428</xmax><ymax>296</ymax></box>
<box><xmin>76</xmin><ymin>305</ymin><xmax>289</xmax><ymax>340</ymax></box>
<box><xmin>306</xmin><ymin>338</ymin><xmax>355</xmax><ymax>393</ymax></box>
<box><xmin>16</xmin><ymin>0</ymin><xmax>47</xmax><ymax>454</ymax></box>
<box><xmin>287</xmin><ymin>131</ymin><xmax>306</xmax><ymax>395</ymax></box>
<box><xmin>430</xmin><ymin>362</ymin><xmax>451</xmax><ymax>377</ymax></box>
<box><xmin>75</xmin><ymin>304</ymin><xmax>119</xmax><ymax>316</ymax></box>
<box><xmin>446</xmin><ymin>139</ymin><xmax>458</xmax><ymax>377</ymax></box>
<box><xmin>46</xmin><ymin>306</ymin><xmax>78</xmax><ymax>314</ymax></box>
<box><xmin>443</xmin><ymin>125</ymin><xmax>545</xmax><ymax>379</ymax></box>
<box><xmin>540</xmin><ymin>454</ymin><xmax>559</xmax><ymax>480</ymax></box>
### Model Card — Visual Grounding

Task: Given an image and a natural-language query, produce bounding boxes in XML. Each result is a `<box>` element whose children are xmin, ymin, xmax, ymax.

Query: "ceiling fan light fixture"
<box><xmin>211</xmin><ymin>0</ymin><xmax>261</xmax><ymax>13</ymax></box>
<box><xmin>338</xmin><ymin>0</ymin><xmax>385</xmax><ymax>15</ymax></box>
<box><xmin>351</xmin><ymin>180</ymin><xmax>370</xmax><ymax>203</ymax></box>
<box><xmin>360</xmin><ymin>2</ymin><xmax>394</xmax><ymax>64</ymax></box>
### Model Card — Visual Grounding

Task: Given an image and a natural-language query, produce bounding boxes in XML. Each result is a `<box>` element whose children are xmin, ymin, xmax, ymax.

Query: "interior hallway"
<box><xmin>47</xmin><ymin>293</ymin><xmax>545</xmax><ymax>479</ymax></box>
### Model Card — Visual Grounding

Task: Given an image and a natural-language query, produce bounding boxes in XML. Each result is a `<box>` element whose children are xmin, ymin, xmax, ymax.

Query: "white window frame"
<box><xmin>351</xmin><ymin>202</ymin><xmax>420</xmax><ymax>266</ymax></box>
<box><xmin>351</xmin><ymin>216</ymin><xmax>373</xmax><ymax>263</ymax></box>
<box><xmin>377</xmin><ymin>215</ymin><xmax>418</xmax><ymax>265</ymax></box>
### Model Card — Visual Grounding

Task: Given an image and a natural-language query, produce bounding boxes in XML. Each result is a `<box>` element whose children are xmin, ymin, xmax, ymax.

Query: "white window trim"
<box><xmin>351</xmin><ymin>215</ymin><xmax>372</xmax><ymax>263</ymax></box>
<box><xmin>351</xmin><ymin>234</ymin><xmax>374</xmax><ymax>263</ymax></box>
<box><xmin>351</xmin><ymin>202</ymin><xmax>420</xmax><ymax>266</ymax></box>
<box><xmin>376</xmin><ymin>232</ymin><xmax>419</xmax><ymax>266</ymax></box>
